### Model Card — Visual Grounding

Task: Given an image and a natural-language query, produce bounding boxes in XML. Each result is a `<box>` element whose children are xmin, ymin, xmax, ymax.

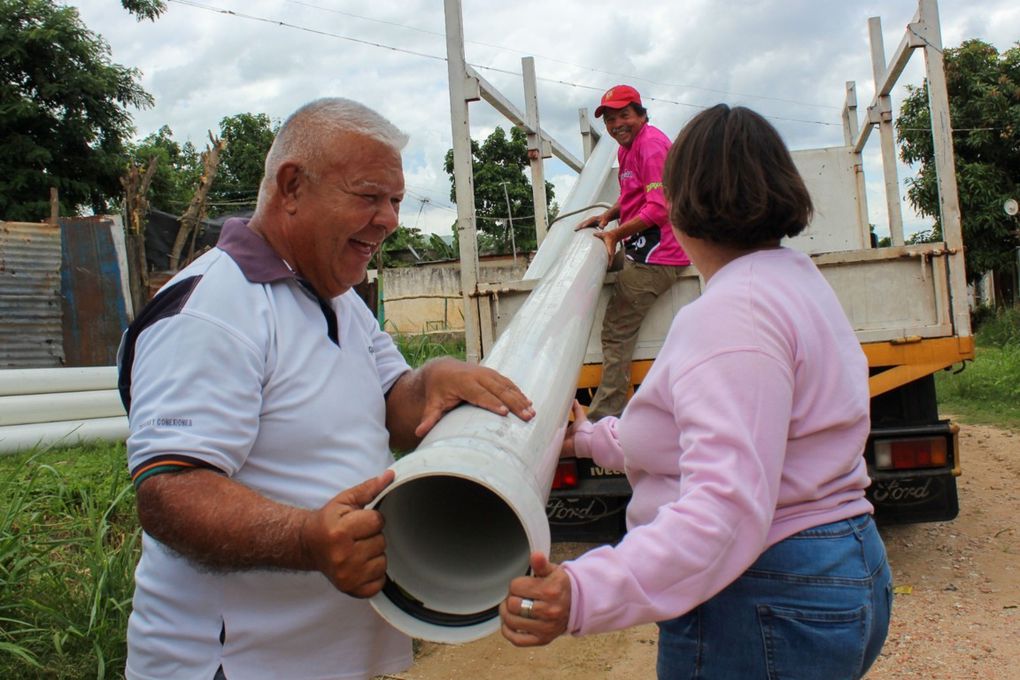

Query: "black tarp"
<box><xmin>143</xmin><ymin>209</ymin><xmax>253</xmax><ymax>271</ymax></box>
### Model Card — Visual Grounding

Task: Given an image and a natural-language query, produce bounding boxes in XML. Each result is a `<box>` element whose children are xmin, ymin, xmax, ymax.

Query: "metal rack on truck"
<box><xmin>442</xmin><ymin>0</ymin><xmax>973</xmax><ymax>541</ymax></box>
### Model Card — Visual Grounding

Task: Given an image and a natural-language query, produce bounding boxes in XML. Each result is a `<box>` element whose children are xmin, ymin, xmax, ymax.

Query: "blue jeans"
<box><xmin>657</xmin><ymin>514</ymin><xmax>892</xmax><ymax>680</ymax></box>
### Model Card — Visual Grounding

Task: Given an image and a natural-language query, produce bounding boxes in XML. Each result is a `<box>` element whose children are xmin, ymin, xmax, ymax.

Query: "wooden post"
<box><xmin>169</xmin><ymin>132</ymin><xmax>225</xmax><ymax>271</ymax></box>
<box><xmin>49</xmin><ymin>187</ymin><xmax>59</xmax><ymax>225</ymax></box>
<box><xmin>120</xmin><ymin>157</ymin><xmax>158</xmax><ymax>316</ymax></box>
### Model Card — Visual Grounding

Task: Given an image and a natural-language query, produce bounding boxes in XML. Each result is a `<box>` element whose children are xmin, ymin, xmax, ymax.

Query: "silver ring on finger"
<box><xmin>520</xmin><ymin>597</ymin><xmax>535</xmax><ymax>619</ymax></box>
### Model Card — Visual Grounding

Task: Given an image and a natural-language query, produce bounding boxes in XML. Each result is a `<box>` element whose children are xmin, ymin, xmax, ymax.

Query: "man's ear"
<box><xmin>276</xmin><ymin>162</ymin><xmax>303</xmax><ymax>215</ymax></box>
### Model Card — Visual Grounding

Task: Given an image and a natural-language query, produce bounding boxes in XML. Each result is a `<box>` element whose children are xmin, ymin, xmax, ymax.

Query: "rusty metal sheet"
<box><xmin>0</xmin><ymin>221</ymin><xmax>65</xmax><ymax>368</ymax></box>
<box><xmin>60</xmin><ymin>217</ymin><xmax>129</xmax><ymax>367</ymax></box>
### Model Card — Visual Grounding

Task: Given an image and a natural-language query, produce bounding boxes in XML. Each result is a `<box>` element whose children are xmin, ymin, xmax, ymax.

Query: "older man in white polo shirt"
<box><xmin>117</xmin><ymin>98</ymin><xmax>534</xmax><ymax>680</ymax></box>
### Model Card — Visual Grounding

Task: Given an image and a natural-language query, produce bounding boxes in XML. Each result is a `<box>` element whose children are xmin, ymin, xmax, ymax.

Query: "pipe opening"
<box><xmin>377</xmin><ymin>474</ymin><xmax>531</xmax><ymax>627</ymax></box>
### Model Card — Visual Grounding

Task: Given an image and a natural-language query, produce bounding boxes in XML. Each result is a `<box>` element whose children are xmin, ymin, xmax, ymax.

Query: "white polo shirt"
<box><xmin>120</xmin><ymin>219</ymin><xmax>413</xmax><ymax>680</ymax></box>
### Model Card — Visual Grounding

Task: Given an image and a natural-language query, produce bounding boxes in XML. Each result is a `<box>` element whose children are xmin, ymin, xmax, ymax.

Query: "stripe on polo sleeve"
<box><xmin>130</xmin><ymin>453</ymin><xmax>226</xmax><ymax>489</ymax></box>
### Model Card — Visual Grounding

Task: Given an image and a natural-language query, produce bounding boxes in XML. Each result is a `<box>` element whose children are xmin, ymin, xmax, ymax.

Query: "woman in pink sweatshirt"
<box><xmin>500</xmin><ymin>104</ymin><xmax>892</xmax><ymax>679</ymax></box>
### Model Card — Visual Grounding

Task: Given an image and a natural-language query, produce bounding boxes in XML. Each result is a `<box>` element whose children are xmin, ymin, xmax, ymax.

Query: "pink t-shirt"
<box><xmin>617</xmin><ymin>124</ymin><xmax>689</xmax><ymax>266</ymax></box>
<box><xmin>563</xmin><ymin>247</ymin><xmax>873</xmax><ymax>635</ymax></box>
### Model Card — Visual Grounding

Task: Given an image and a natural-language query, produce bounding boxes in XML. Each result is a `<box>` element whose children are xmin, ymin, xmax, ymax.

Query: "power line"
<box><xmin>405</xmin><ymin>187</ymin><xmax>456</xmax><ymax>212</ymax></box>
<box><xmin>279</xmin><ymin>0</ymin><xmax>839</xmax><ymax>111</ymax></box>
<box><xmin>167</xmin><ymin>0</ymin><xmax>842</xmax><ymax>127</ymax></box>
<box><xmin>169</xmin><ymin>0</ymin><xmax>448</xmax><ymax>63</ymax></box>
<box><xmin>404</xmin><ymin>187</ymin><xmax>543</xmax><ymax>222</ymax></box>
<box><xmin>900</xmin><ymin>127</ymin><xmax>1004</xmax><ymax>132</ymax></box>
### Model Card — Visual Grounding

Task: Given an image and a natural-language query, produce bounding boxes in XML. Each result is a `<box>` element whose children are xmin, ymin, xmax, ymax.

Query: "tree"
<box><xmin>210</xmin><ymin>112</ymin><xmax>278</xmax><ymax>215</ymax></box>
<box><xmin>129</xmin><ymin>125</ymin><xmax>202</xmax><ymax>212</ymax></box>
<box><xmin>0</xmin><ymin>0</ymin><xmax>153</xmax><ymax>221</ymax></box>
<box><xmin>897</xmin><ymin>39</ymin><xmax>1020</xmax><ymax>292</ymax></box>
<box><xmin>381</xmin><ymin>225</ymin><xmax>458</xmax><ymax>267</ymax></box>
<box><xmin>128</xmin><ymin>113</ymin><xmax>277</xmax><ymax>217</ymax></box>
<box><xmin>121</xmin><ymin>0</ymin><xmax>167</xmax><ymax>21</ymax></box>
<box><xmin>444</xmin><ymin>126</ymin><xmax>556</xmax><ymax>255</ymax></box>
<box><xmin>381</xmin><ymin>225</ymin><xmax>427</xmax><ymax>267</ymax></box>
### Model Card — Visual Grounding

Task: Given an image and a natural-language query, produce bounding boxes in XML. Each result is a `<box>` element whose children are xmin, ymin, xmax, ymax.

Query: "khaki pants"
<box><xmin>587</xmin><ymin>259</ymin><xmax>684</xmax><ymax>420</ymax></box>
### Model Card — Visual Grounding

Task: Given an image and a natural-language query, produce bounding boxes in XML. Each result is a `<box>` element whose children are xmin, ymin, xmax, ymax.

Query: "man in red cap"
<box><xmin>578</xmin><ymin>85</ymin><xmax>691</xmax><ymax>419</ymax></box>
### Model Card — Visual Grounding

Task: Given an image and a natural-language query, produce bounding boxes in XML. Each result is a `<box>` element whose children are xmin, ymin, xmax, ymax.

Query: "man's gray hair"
<box><xmin>260</xmin><ymin>97</ymin><xmax>408</xmax><ymax>192</ymax></box>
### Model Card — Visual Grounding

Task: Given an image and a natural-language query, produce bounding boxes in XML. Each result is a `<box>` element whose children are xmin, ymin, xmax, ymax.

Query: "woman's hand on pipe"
<box><xmin>560</xmin><ymin>399</ymin><xmax>589</xmax><ymax>459</ymax></box>
<box><xmin>499</xmin><ymin>551</ymin><xmax>571</xmax><ymax>647</ymax></box>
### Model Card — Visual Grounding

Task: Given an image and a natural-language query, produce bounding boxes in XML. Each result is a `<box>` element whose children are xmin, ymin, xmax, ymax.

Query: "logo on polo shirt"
<box><xmin>143</xmin><ymin>417</ymin><xmax>194</xmax><ymax>428</ymax></box>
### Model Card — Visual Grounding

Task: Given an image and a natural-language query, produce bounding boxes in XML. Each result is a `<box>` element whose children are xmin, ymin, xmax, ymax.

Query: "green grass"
<box><xmin>0</xmin><ymin>442</ymin><xmax>137</xmax><ymax>679</ymax></box>
<box><xmin>393</xmin><ymin>332</ymin><xmax>465</xmax><ymax>366</ymax></box>
<box><xmin>935</xmin><ymin>309</ymin><xmax>1020</xmax><ymax>429</ymax></box>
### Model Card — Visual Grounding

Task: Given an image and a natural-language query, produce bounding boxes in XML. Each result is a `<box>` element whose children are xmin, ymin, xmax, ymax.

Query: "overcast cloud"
<box><xmin>71</xmin><ymin>0</ymin><xmax>1020</xmax><ymax>237</ymax></box>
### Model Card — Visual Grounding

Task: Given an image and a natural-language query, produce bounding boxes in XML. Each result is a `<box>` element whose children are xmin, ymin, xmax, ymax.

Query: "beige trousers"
<box><xmin>586</xmin><ymin>258</ymin><xmax>684</xmax><ymax>420</ymax></box>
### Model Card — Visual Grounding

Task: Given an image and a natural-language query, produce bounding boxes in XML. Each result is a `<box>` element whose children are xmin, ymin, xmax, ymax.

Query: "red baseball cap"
<box><xmin>594</xmin><ymin>85</ymin><xmax>642</xmax><ymax>118</ymax></box>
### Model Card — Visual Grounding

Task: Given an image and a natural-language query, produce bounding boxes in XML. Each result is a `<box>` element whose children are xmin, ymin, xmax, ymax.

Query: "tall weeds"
<box><xmin>394</xmin><ymin>332</ymin><xmax>466</xmax><ymax>366</ymax></box>
<box><xmin>0</xmin><ymin>444</ymin><xmax>138</xmax><ymax>679</ymax></box>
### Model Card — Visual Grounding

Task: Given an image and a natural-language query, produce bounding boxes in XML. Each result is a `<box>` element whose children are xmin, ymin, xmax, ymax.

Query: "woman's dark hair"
<box><xmin>663</xmin><ymin>104</ymin><xmax>812</xmax><ymax>247</ymax></box>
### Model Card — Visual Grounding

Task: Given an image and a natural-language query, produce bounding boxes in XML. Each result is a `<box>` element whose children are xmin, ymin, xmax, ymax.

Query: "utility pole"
<box><xmin>413</xmin><ymin>196</ymin><xmax>430</xmax><ymax>232</ymax></box>
<box><xmin>500</xmin><ymin>181</ymin><xmax>517</xmax><ymax>264</ymax></box>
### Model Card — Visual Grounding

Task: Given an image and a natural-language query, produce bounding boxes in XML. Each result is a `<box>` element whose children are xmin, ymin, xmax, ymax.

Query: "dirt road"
<box><xmin>386</xmin><ymin>422</ymin><xmax>1019</xmax><ymax>680</ymax></box>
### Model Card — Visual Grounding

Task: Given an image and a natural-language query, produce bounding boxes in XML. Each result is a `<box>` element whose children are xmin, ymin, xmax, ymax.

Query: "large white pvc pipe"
<box><xmin>369</xmin><ymin>137</ymin><xmax>618</xmax><ymax>643</ymax></box>
<box><xmin>0</xmin><ymin>366</ymin><xmax>118</xmax><ymax>396</ymax></box>
<box><xmin>0</xmin><ymin>390</ymin><xmax>125</xmax><ymax>427</ymax></box>
<box><xmin>524</xmin><ymin>136</ymin><xmax>617</xmax><ymax>281</ymax></box>
<box><xmin>0</xmin><ymin>416</ymin><xmax>129</xmax><ymax>454</ymax></box>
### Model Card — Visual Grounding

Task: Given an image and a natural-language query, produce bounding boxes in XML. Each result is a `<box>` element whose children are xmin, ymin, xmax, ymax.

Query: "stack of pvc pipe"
<box><xmin>0</xmin><ymin>367</ymin><xmax>128</xmax><ymax>455</ymax></box>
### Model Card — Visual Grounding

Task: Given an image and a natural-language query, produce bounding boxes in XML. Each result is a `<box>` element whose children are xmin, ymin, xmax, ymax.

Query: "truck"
<box><xmin>439</xmin><ymin>0</ymin><xmax>973</xmax><ymax>542</ymax></box>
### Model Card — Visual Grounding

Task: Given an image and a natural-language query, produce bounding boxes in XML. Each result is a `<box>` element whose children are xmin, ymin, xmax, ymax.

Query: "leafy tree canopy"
<box><xmin>381</xmin><ymin>225</ymin><xmax>456</xmax><ymax>267</ymax></box>
<box><xmin>0</xmin><ymin>0</ymin><xmax>153</xmax><ymax>221</ymax></box>
<box><xmin>121</xmin><ymin>0</ymin><xmax>167</xmax><ymax>22</ymax></box>
<box><xmin>129</xmin><ymin>125</ymin><xmax>201</xmax><ymax>213</ymax></box>
<box><xmin>444</xmin><ymin>125</ymin><xmax>556</xmax><ymax>255</ymax></box>
<box><xmin>210</xmin><ymin>112</ymin><xmax>278</xmax><ymax>215</ymax></box>
<box><xmin>129</xmin><ymin>113</ymin><xmax>278</xmax><ymax>218</ymax></box>
<box><xmin>897</xmin><ymin>39</ymin><xmax>1020</xmax><ymax>283</ymax></box>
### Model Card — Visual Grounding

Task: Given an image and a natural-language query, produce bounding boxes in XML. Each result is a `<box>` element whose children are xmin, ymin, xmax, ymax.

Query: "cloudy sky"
<box><xmin>72</xmin><ymin>0</ymin><xmax>1019</xmax><ymax>237</ymax></box>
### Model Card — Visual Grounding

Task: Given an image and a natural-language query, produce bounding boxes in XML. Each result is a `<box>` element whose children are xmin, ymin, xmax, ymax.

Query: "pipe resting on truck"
<box><xmin>368</xmin><ymin>137</ymin><xmax>618</xmax><ymax>643</ymax></box>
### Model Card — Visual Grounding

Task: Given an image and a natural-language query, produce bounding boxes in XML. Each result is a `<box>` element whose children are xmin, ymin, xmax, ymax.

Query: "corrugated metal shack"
<box><xmin>0</xmin><ymin>221</ymin><xmax>64</xmax><ymax>367</ymax></box>
<box><xmin>1</xmin><ymin>217</ymin><xmax>130</xmax><ymax>369</ymax></box>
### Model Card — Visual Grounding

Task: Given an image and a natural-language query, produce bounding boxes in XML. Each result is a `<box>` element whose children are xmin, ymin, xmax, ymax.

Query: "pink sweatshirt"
<box><xmin>617</xmin><ymin>124</ymin><xmax>689</xmax><ymax>266</ymax></box>
<box><xmin>563</xmin><ymin>247</ymin><xmax>873</xmax><ymax>635</ymax></box>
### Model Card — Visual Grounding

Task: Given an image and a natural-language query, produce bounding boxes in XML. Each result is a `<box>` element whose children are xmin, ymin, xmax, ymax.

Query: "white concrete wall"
<box><xmin>380</xmin><ymin>256</ymin><xmax>530</xmax><ymax>334</ymax></box>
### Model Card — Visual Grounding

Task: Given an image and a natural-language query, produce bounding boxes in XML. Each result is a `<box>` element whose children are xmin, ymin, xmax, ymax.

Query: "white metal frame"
<box><xmin>847</xmin><ymin>0</ymin><xmax>970</xmax><ymax>338</ymax></box>
<box><xmin>444</xmin><ymin>0</ymin><xmax>587</xmax><ymax>362</ymax></box>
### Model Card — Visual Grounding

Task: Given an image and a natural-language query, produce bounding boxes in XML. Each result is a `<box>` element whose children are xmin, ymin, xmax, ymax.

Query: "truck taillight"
<box><xmin>873</xmin><ymin>437</ymin><xmax>948</xmax><ymax>471</ymax></box>
<box><xmin>551</xmin><ymin>459</ymin><xmax>579</xmax><ymax>489</ymax></box>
